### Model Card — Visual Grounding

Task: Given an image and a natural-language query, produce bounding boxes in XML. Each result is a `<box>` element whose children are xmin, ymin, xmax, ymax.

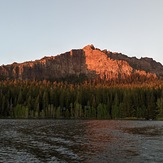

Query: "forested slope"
<box><xmin>0</xmin><ymin>80</ymin><xmax>163</xmax><ymax>120</ymax></box>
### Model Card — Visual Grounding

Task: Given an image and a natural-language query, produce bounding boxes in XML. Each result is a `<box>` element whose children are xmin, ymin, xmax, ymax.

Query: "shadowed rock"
<box><xmin>0</xmin><ymin>45</ymin><xmax>162</xmax><ymax>81</ymax></box>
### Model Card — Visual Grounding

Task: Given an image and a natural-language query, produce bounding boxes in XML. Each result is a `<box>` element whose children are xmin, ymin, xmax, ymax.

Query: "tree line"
<box><xmin>0</xmin><ymin>80</ymin><xmax>163</xmax><ymax>119</ymax></box>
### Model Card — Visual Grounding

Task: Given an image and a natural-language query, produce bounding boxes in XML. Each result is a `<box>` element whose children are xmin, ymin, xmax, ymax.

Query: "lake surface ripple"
<box><xmin>0</xmin><ymin>120</ymin><xmax>162</xmax><ymax>163</ymax></box>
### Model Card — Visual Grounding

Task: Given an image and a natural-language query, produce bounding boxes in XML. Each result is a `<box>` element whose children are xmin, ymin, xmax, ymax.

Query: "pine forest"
<box><xmin>0</xmin><ymin>79</ymin><xmax>163</xmax><ymax>120</ymax></box>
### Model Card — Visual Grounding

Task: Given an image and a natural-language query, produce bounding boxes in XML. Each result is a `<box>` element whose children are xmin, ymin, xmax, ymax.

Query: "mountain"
<box><xmin>0</xmin><ymin>44</ymin><xmax>163</xmax><ymax>82</ymax></box>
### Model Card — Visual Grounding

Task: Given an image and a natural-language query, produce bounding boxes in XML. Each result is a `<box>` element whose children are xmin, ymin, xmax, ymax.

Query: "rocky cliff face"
<box><xmin>107</xmin><ymin>51</ymin><xmax>163</xmax><ymax>77</ymax></box>
<box><xmin>0</xmin><ymin>44</ymin><xmax>162</xmax><ymax>81</ymax></box>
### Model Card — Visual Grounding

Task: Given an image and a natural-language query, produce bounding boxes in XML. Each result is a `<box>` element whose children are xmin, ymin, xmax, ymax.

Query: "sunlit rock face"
<box><xmin>83</xmin><ymin>45</ymin><xmax>133</xmax><ymax>80</ymax></box>
<box><xmin>0</xmin><ymin>44</ymin><xmax>161</xmax><ymax>81</ymax></box>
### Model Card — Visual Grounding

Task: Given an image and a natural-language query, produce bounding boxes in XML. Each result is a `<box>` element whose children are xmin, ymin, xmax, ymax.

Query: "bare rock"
<box><xmin>0</xmin><ymin>45</ymin><xmax>162</xmax><ymax>81</ymax></box>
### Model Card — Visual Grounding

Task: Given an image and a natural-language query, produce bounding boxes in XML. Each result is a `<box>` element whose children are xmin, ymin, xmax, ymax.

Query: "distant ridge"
<box><xmin>0</xmin><ymin>44</ymin><xmax>163</xmax><ymax>82</ymax></box>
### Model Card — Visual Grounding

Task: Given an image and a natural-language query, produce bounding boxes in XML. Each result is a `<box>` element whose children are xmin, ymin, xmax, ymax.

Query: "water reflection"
<box><xmin>0</xmin><ymin>120</ymin><xmax>162</xmax><ymax>163</ymax></box>
<box><xmin>124</xmin><ymin>126</ymin><xmax>163</xmax><ymax>136</ymax></box>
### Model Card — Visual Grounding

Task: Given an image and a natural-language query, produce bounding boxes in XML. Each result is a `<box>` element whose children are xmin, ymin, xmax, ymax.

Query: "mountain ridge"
<box><xmin>0</xmin><ymin>44</ymin><xmax>162</xmax><ymax>81</ymax></box>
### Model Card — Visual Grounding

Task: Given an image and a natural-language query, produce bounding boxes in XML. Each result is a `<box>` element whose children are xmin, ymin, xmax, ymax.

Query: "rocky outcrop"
<box><xmin>0</xmin><ymin>44</ymin><xmax>162</xmax><ymax>81</ymax></box>
<box><xmin>0</xmin><ymin>50</ymin><xmax>87</xmax><ymax>81</ymax></box>
<box><xmin>107</xmin><ymin>51</ymin><xmax>163</xmax><ymax>77</ymax></box>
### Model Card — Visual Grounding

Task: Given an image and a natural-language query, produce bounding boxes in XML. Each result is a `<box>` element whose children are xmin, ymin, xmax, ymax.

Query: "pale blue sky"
<box><xmin>0</xmin><ymin>0</ymin><xmax>163</xmax><ymax>65</ymax></box>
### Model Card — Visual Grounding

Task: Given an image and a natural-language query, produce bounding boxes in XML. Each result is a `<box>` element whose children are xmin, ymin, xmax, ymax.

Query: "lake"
<box><xmin>0</xmin><ymin>120</ymin><xmax>162</xmax><ymax>163</ymax></box>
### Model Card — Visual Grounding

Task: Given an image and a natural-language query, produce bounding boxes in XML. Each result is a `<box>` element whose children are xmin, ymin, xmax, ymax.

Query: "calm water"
<box><xmin>0</xmin><ymin>120</ymin><xmax>162</xmax><ymax>163</ymax></box>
